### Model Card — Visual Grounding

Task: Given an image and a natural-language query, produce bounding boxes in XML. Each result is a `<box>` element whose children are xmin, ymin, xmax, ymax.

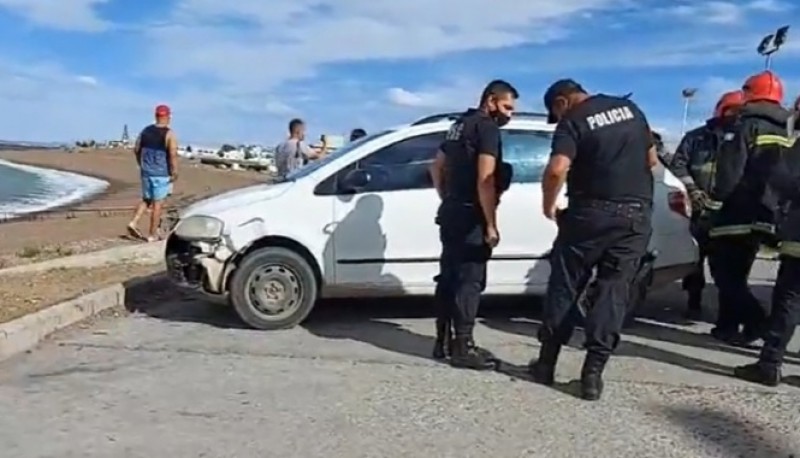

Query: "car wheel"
<box><xmin>228</xmin><ymin>246</ymin><xmax>318</xmax><ymax>330</ymax></box>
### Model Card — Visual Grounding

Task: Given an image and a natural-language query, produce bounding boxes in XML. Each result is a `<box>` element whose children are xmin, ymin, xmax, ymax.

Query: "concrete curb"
<box><xmin>0</xmin><ymin>274</ymin><xmax>163</xmax><ymax>361</ymax></box>
<box><xmin>0</xmin><ymin>241</ymin><xmax>166</xmax><ymax>276</ymax></box>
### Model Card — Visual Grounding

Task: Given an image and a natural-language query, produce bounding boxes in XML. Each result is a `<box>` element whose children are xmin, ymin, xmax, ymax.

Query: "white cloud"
<box><xmin>263</xmin><ymin>100</ymin><xmax>296</xmax><ymax>115</ymax></box>
<box><xmin>143</xmin><ymin>0</ymin><xmax>618</xmax><ymax>91</ymax></box>
<box><xmin>659</xmin><ymin>0</ymin><xmax>791</xmax><ymax>25</ymax></box>
<box><xmin>385</xmin><ymin>80</ymin><xmax>486</xmax><ymax>109</ymax></box>
<box><xmin>386</xmin><ymin>88</ymin><xmax>428</xmax><ymax>107</ymax></box>
<box><xmin>0</xmin><ymin>0</ymin><xmax>110</xmax><ymax>31</ymax></box>
<box><xmin>75</xmin><ymin>75</ymin><xmax>98</xmax><ymax>86</ymax></box>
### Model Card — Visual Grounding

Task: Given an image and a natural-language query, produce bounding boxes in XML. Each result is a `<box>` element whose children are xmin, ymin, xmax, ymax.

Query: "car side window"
<box><xmin>335</xmin><ymin>132</ymin><xmax>446</xmax><ymax>194</ymax></box>
<box><xmin>501</xmin><ymin>129</ymin><xmax>552</xmax><ymax>183</ymax></box>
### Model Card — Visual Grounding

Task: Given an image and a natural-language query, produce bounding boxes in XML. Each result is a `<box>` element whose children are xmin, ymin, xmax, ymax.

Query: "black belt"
<box><xmin>571</xmin><ymin>199</ymin><xmax>650</xmax><ymax>217</ymax></box>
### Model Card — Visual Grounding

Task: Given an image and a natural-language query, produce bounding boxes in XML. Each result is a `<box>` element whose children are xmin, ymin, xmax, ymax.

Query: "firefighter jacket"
<box><xmin>669</xmin><ymin>117</ymin><xmax>736</xmax><ymax>199</ymax></box>
<box><xmin>754</xmin><ymin>112</ymin><xmax>800</xmax><ymax>257</ymax></box>
<box><xmin>708</xmin><ymin>101</ymin><xmax>791</xmax><ymax>238</ymax></box>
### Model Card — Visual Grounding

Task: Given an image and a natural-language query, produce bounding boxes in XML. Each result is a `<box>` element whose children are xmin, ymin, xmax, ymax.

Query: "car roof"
<box><xmin>387</xmin><ymin>111</ymin><xmax>554</xmax><ymax>135</ymax></box>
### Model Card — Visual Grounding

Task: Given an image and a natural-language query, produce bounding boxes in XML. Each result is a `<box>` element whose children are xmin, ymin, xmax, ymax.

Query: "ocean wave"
<box><xmin>0</xmin><ymin>159</ymin><xmax>109</xmax><ymax>218</ymax></box>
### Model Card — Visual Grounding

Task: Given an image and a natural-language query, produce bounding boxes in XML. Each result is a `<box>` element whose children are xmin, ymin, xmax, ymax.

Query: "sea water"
<box><xmin>0</xmin><ymin>159</ymin><xmax>109</xmax><ymax>220</ymax></box>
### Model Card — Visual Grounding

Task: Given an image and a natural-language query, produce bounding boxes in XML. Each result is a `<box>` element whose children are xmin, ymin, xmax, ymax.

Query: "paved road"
<box><xmin>1</xmin><ymin>261</ymin><xmax>799</xmax><ymax>458</ymax></box>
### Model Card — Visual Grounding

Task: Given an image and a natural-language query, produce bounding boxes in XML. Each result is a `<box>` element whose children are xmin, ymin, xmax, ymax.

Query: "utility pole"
<box><xmin>680</xmin><ymin>88</ymin><xmax>697</xmax><ymax>138</ymax></box>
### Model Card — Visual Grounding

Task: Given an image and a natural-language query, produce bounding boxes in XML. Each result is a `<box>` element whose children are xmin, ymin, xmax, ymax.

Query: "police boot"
<box><xmin>449</xmin><ymin>335</ymin><xmax>496</xmax><ymax>370</ymax></box>
<box><xmin>528</xmin><ymin>342</ymin><xmax>561</xmax><ymax>386</ymax></box>
<box><xmin>432</xmin><ymin>317</ymin><xmax>452</xmax><ymax>360</ymax></box>
<box><xmin>733</xmin><ymin>362</ymin><xmax>781</xmax><ymax>387</ymax></box>
<box><xmin>580</xmin><ymin>352</ymin><xmax>609</xmax><ymax>401</ymax></box>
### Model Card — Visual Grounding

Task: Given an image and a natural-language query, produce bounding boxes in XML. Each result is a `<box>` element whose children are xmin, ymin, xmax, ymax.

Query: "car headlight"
<box><xmin>174</xmin><ymin>215</ymin><xmax>224</xmax><ymax>240</ymax></box>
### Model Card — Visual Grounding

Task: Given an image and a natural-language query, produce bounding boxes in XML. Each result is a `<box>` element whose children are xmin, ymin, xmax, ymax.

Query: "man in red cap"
<box><xmin>127</xmin><ymin>104</ymin><xmax>178</xmax><ymax>242</ymax></box>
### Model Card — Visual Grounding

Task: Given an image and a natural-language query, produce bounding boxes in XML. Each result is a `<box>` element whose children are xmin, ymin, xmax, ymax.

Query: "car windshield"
<box><xmin>278</xmin><ymin>130</ymin><xmax>394</xmax><ymax>182</ymax></box>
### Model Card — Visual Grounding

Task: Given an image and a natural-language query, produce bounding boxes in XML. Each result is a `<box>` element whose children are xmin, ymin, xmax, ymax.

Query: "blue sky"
<box><xmin>0</xmin><ymin>0</ymin><xmax>798</xmax><ymax>148</ymax></box>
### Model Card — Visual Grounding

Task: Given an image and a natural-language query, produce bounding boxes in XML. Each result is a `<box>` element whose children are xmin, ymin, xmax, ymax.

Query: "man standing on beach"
<box><xmin>274</xmin><ymin>118</ymin><xmax>320</xmax><ymax>178</ymax></box>
<box><xmin>127</xmin><ymin>104</ymin><xmax>178</xmax><ymax>242</ymax></box>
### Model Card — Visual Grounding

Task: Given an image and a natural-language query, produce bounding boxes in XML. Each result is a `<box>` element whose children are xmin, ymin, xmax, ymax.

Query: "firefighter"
<box><xmin>669</xmin><ymin>90</ymin><xmax>744</xmax><ymax>320</ymax></box>
<box><xmin>707</xmin><ymin>70</ymin><xmax>791</xmax><ymax>345</ymax></box>
<box><xmin>733</xmin><ymin>107</ymin><xmax>800</xmax><ymax>386</ymax></box>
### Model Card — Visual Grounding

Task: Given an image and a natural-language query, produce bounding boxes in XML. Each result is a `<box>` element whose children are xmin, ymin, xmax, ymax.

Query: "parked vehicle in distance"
<box><xmin>165</xmin><ymin>112</ymin><xmax>699</xmax><ymax>330</ymax></box>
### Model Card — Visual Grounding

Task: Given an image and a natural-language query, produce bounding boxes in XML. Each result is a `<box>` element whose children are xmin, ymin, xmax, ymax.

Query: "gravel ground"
<box><xmin>0</xmin><ymin>260</ymin><xmax>798</xmax><ymax>457</ymax></box>
<box><xmin>0</xmin><ymin>264</ymin><xmax>163</xmax><ymax>323</ymax></box>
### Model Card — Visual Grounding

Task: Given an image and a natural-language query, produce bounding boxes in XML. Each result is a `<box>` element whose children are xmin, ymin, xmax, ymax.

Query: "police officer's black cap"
<box><xmin>543</xmin><ymin>79</ymin><xmax>586</xmax><ymax>123</ymax></box>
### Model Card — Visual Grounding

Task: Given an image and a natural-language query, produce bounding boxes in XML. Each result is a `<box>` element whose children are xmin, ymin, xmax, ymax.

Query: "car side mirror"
<box><xmin>340</xmin><ymin>169</ymin><xmax>371</xmax><ymax>193</ymax></box>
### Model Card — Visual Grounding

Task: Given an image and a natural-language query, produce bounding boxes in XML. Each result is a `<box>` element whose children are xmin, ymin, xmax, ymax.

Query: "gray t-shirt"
<box><xmin>274</xmin><ymin>139</ymin><xmax>313</xmax><ymax>177</ymax></box>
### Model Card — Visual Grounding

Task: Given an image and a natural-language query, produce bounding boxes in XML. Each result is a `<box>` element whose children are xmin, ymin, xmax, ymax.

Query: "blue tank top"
<box><xmin>139</xmin><ymin>124</ymin><xmax>170</xmax><ymax>177</ymax></box>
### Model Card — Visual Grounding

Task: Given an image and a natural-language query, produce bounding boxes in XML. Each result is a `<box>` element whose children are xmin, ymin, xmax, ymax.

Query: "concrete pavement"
<box><xmin>0</xmin><ymin>260</ymin><xmax>798</xmax><ymax>457</ymax></box>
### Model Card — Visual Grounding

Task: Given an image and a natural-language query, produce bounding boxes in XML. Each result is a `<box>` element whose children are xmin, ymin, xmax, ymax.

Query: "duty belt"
<box><xmin>573</xmin><ymin>199</ymin><xmax>649</xmax><ymax>217</ymax></box>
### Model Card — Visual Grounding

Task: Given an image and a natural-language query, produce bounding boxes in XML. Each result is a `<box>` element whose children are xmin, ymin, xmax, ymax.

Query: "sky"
<box><xmin>0</xmin><ymin>0</ymin><xmax>798</xmax><ymax>148</ymax></box>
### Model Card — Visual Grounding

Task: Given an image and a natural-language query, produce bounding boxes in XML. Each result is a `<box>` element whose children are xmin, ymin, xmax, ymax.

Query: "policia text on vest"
<box><xmin>533</xmin><ymin>79</ymin><xmax>655</xmax><ymax>401</ymax></box>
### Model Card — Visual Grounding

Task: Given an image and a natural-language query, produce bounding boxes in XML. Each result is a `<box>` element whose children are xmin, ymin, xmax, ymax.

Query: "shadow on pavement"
<box><xmin>302</xmin><ymin>297</ymin><xmax>437</xmax><ymax>360</ymax></box>
<box><xmin>301</xmin><ymin>296</ymin><xmax>531</xmax><ymax>361</ymax></box>
<box><xmin>127</xmin><ymin>276</ymin><xmax>793</xmax><ymax>383</ymax></box>
<box><xmin>660</xmin><ymin>406</ymin><xmax>798</xmax><ymax>457</ymax></box>
<box><xmin>784</xmin><ymin>375</ymin><xmax>800</xmax><ymax>388</ymax></box>
<box><xmin>124</xmin><ymin>275</ymin><xmax>249</xmax><ymax>329</ymax></box>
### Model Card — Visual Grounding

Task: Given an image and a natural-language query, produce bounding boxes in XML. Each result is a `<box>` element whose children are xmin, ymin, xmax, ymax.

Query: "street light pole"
<box><xmin>757</xmin><ymin>25</ymin><xmax>789</xmax><ymax>69</ymax></box>
<box><xmin>680</xmin><ymin>88</ymin><xmax>697</xmax><ymax>138</ymax></box>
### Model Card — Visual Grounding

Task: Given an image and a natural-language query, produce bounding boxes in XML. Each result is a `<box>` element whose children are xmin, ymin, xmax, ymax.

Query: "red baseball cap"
<box><xmin>155</xmin><ymin>104</ymin><xmax>171</xmax><ymax>116</ymax></box>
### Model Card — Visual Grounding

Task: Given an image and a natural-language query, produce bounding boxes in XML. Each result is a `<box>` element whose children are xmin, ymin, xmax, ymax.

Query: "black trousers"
<box><xmin>434</xmin><ymin>202</ymin><xmax>491</xmax><ymax>337</ymax></box>
<box><xmin>539</xmin><ymin>200</ymin><xmax>651</xmax><ymax>357</ymax></box>
<box><xmin>759</xmin><ymin>256</ymin><xmax>800</xmax><ymax>366</ymax></box>
<box><xmin>707</xmin><ymin>235</ymin><xmax>763</xmax><ymax>331</ymax></box>
<box><xmin>681</xmin><ymin>216</ymin><xmax>711</xmax><ymax>298</ymax></box>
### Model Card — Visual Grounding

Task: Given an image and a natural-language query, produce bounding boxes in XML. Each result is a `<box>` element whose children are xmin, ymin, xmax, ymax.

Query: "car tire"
<box><xmin>229</xmin><ymin>246</ymin><xmax>318</xmax><ymax>330</ymax></box>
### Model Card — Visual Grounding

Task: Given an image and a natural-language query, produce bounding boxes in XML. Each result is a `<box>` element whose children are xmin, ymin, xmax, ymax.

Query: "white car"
<box><xmin>165</xmin><ymin>112</ymin><xmax>699</xmax><ymax>330</ymax></box>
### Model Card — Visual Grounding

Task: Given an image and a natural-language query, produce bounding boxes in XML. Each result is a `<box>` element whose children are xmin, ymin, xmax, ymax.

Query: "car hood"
<box><xmin>180</xmin><ymin>181</ymin><xmax>294</xmax><ymax>218</ymax></box>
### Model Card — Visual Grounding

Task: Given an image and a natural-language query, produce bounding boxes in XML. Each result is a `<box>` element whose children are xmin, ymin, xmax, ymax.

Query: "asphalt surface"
<box><xmin>1</xmin><ymin>260</ymin><xmax>799</xmax><ymax>458</ymax></box>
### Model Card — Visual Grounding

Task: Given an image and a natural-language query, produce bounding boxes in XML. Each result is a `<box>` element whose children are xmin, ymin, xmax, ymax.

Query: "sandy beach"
<box><xmin>0</xmin><ymin>148</ymin><xmax>265</xmax><ymax>265</ymax></box>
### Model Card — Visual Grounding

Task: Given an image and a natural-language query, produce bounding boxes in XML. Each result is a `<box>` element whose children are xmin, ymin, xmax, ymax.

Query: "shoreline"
<box><xmin>0</xmin><ymin>148</ymin><xmax>264</xmax><ymax>256</ymax></box>
<box><xmin>0</xmin><ymin>158</ymin><xmax>124</xmax><ymax>220</ymax></box>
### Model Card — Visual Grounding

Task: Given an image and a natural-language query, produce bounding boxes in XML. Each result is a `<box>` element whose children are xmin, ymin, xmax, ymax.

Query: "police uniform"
<box><xmin>433</xmin><ymin>108</ymin><xmax>510</xmax><ymax>370</ymax></box>
<box><xmin>530</xmin><ymin>86</ymin><xmax>653</xmax><ymax>401</ymax></box>
<box><xmin>708</xmin><ymin>98</ymin><xmax>791</xmax><ymax>343</ymax></box>
<box><xmin>734</xmin><ymin>110</ymin><xmax>800</xmax><ymax>386</ymax></box>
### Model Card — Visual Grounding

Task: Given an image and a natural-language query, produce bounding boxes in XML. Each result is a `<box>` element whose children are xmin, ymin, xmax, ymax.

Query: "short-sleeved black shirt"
<box><xmin>440</xmin><ymin>109</ymin><xmax>502</xmax><ymax>204</ymax></box>
<box><xmin>551</xmin><ymin>94</ymin><xmax>654</xmax><ymax>204</ymax></box>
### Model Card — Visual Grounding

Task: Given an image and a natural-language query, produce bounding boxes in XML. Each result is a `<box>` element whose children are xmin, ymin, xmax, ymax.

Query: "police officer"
<box><xmin>669</xmin><ymin>90</ymin><xmax>744</xmax><ymax>320</ymax></box>
<box><xmin>707</xmin><ymin>71</ymin><xmax>791</xmax><ymax>345</ymax></box>
<box><xmin>733</xmin><ymin>102</ymin><xmax>800</xmax><ymax>386</ymax></box>
<box><xmin>428</xmin><ymin>79</ymin><xmax>517</xmax><ymax>369</ymax></box>
<box><xmin>529</xmin><ymin>79</ymin><xmax>656</xmax><ymax>401</ymax></box>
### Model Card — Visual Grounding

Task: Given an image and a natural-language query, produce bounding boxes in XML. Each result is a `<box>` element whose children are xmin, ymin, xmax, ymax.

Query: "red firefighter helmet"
<box><xmin>742</xmin><ymin>70</ymin><xmax>784</xmax><ymax>103</ymax></box>
<box><xmin>713</xmin><ymin>90</ymin><xmax>744</xmax><ymax>117</ymax></box>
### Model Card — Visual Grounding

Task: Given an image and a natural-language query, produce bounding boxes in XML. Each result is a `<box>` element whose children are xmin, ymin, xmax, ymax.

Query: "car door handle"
<box><xmin>323</xmin><ymin>222</ymin><xmax>337</xmax><ymax>234</ymax></box>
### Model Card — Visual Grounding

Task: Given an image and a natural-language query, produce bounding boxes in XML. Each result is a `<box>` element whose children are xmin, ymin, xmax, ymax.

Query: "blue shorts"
<box><xmin>141</xmin><ymin>176</ymin><xmax>172</xmax><ymax>202</ymax></box>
